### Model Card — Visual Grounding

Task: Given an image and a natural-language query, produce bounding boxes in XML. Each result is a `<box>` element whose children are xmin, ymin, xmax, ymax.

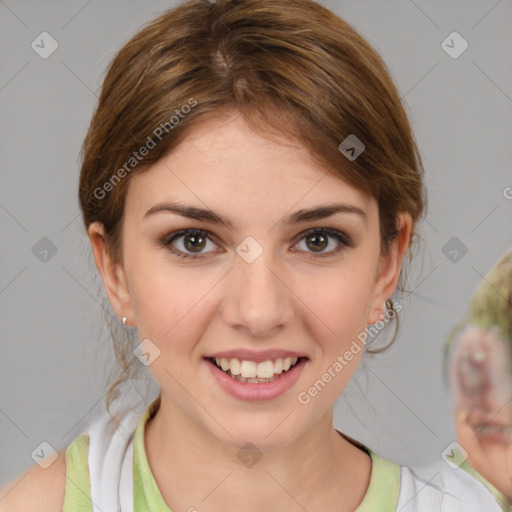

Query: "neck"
<box><xmin>144</xmin><ymin>394</ymin><xmax>372</xmax><ymax>512</ymax></box>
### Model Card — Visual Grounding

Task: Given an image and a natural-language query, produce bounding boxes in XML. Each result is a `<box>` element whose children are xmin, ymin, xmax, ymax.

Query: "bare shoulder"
<box><xmin>0</xmin><ymin>449</ymin><xmax>67</xmax><ymax>512</ymax></box>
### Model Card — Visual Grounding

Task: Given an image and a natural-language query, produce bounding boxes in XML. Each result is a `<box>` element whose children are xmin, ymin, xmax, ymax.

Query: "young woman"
<box><xmin>0</xmin><ymin>0</ymin><xmax>503</xmax><ymax>510</ymax></box>
<box><xmin>446</xmin><ymin>249</ymin><xmax>512</xmax><ymax>511</ymax></box>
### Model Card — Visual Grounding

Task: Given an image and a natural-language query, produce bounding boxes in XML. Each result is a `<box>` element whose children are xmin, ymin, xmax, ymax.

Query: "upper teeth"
<box><xmin>214</xmin><ymin>357</ymin><xmax>299</xmax><ymax>379</ymax></box>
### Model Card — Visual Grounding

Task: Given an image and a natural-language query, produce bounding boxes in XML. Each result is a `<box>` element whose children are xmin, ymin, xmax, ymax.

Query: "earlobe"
<box><xmin>366</xmin><ymin>213</ymin><xmax>412</xmax><ymax>325</ymax></box>
<box><xmin>87</xmin><ymin>222</ymin><xmax>133</xmax><ymax>322</ymax></box>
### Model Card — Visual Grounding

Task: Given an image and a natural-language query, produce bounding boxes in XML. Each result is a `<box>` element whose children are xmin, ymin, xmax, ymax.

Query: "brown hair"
<box><xmin>78</xmin><ymin>0</ymin><xmax>427</xmax><ymax>414</ymax></box>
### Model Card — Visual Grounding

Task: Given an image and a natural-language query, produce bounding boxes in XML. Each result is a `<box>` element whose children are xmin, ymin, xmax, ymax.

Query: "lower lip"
<box><xmin>204</xmin><ymin>357</ymin><xmax>308</xmax><ymax>401</ymax></box>
<box><xmin>477</xmin><ymin>426</ymin><xmax>511</xmax><ymax>444</ymax></box>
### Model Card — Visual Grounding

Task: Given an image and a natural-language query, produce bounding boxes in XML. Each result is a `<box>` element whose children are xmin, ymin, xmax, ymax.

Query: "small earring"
<box><xmin>122</xmin><ymin>316</ymin><xmax>127</xmax><ymax>325</ymax></box>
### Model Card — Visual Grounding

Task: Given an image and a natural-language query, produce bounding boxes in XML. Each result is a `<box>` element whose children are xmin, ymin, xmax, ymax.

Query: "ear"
<box><xmin>367</xmin><ymin>213</ymin><xmax>412</xmax><ymax>325</ymax></box>
<box><xmin>88</xmin><ymin>222</ymin><xmax>134</xmax><ymax>326</ymax></box>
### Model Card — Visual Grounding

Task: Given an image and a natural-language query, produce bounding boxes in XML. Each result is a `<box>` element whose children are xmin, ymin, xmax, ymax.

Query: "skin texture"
<box><xmin>451</xmin><ymin>325</ymin><xmax>512</xmax><ymax>501</ymax></box>
<box><xmin>88</xmin><ymin>110</ymin><xmax>412</xmax><ymax>512</ymax></box>
<box><xmin>0</xmin><ymin>449</ymin><xmax>66</xmax><ymax>512</ymax></box>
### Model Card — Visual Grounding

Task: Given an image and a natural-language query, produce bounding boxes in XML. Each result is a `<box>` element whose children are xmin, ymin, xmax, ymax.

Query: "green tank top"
<box><xmin>62</xmin><ymin>400</ymin><xmax>401</xmax><ymax>511</ymax></box>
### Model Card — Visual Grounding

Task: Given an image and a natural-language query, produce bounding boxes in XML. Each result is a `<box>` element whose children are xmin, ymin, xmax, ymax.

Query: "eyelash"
<box><xmin>158</xmin><ymin>228</ymin><xmax>353</xmax><ymax>260</ymax></box>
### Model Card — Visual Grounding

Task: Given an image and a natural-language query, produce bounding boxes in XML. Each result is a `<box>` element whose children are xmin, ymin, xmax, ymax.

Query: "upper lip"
<box><xmin>204</xmin><ymin>349</ymin><xmax>308</xmax><ymax>363</ymax></box>
<box><xmin>467</xmin><ymin>409</ymin><xmax>512</xmax><ymax>429</ymax></box>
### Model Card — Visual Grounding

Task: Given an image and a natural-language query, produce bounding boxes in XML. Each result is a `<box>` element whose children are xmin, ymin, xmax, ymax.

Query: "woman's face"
<box><xmin>91</xmin><ymin>111</ymin><xmax>410</xmax><ymax>450</ymax></box>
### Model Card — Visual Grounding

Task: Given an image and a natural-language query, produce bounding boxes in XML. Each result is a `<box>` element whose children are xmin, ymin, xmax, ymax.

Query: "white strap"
<box><xmin>88</xmin><ymin>405</ymin><xmax>142</xmax><ymax>512</ymax></box>
<box><xmin>119</xmin><ymin>433</ymin><xmax>134</xmax><ymax>512</ymax></box>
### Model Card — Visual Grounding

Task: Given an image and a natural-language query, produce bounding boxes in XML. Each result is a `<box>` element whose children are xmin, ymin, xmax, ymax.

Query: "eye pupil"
<box><xmin>184</xmin><ymin>233</ymin><xmax>206</xmax><ymax>252</ymax></box>
<box><xmin>307</xmin><ymin>234</ymin><xmax>327</xmax><ymax>252</ymax></box>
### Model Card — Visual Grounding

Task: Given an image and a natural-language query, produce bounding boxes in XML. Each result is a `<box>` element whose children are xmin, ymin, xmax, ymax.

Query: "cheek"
<box><xmin>300</xmin><ymin>266</ymin><xmax>375</xmax><ymax>348</ymax></box>
<box><xmin>128</xmin><ymin>254</ymin><xmax>220</xmax><ymax>347</ymax></box>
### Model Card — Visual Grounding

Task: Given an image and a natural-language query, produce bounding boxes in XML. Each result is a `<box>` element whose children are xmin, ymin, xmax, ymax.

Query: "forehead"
<box><xmin>125</xmin><ymin>112</ymin><xmax>375</xmax><ymax>222</ymax></box>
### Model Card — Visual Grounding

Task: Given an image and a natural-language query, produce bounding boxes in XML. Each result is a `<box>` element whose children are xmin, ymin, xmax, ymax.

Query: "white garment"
<box><xmin>83</xmin><ymin>402</ymin><xmax>502</xmax><ymax>512</ymax></box>
<box><xmin>396</xmin><ymin>463</ymin><xmax>503</xmax><ymax>511</ymax></box>
<box><xmin>86</xmin><ymin>402</ymin><xmax>143</xmax><ymax>512</ymax></box>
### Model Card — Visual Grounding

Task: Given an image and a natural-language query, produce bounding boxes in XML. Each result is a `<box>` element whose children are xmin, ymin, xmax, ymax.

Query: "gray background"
<box><xmin>1</xmin><ymin>0</ymin><xmax>511</xmax><ymax>486</ymax></box>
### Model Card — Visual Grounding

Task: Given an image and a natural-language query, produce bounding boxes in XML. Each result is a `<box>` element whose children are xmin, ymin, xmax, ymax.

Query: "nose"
<box><xmin>221</xmin><ymin>247</ymin><xmax>295</xmax><ymax>338</ymax></box>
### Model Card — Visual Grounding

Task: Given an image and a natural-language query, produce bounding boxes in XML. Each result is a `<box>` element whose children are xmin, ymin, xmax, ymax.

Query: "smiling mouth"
<box><xmin>206</xmin><ymin>356</ymin><xmax>307</xmax><ymax>384</ymax></box>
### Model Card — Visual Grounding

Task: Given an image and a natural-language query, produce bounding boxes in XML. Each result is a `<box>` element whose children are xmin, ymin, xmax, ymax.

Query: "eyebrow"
<box><xmin>143</xmin><ymin>201</ymin><xmax>367</xmax><ymax>228</ymax></box>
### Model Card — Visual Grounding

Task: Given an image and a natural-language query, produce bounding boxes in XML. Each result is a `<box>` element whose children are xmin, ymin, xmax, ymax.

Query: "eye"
<box><xmin>158</xmin><ymin>227</ymin><xmax>353</xmax><ymax>260</ymax></box>
<box><xmin>159</xmin><ymin>229</ymin><xmax>219</xmax><ymax>259</ymax></box>
<box><xmin>292</xmin><ymin>228</ymin><xmax>353</xmax><ymax>259</ymax></box>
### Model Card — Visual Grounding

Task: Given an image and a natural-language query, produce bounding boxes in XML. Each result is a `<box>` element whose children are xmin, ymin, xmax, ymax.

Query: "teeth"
<box><xmin>240</xmin><ymin>360</ymin><xmax>257</xmax><ymax>378</ymax></box>
<box><xmin>230</xmin><ymin>358</ymin><xmax>241</xmax><ymax>375</ymax></box>
<box><xmin>213</xmin><ymin>356</ymin><xmax>300</xmax><ymax>379</ymax></box>
<box><xmin>256</xmin><ymin>360</ymin><xmax>274</xmax><ymax>379</ymax></box>
<box><xmin>478</xmin><ymin>424</ymin><xmax>512</xmax><ymax>435</ymax></box>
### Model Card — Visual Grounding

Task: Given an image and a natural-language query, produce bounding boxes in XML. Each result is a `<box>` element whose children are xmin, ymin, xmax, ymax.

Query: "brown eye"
<box><xmin>159</xmin><ymin>227</ymin><xmax>353</xmax><ymax>261</ymax></box>
<box><xmin>182</xmin><ymin>232</ymin><xmax>207</xmax><ymax>252</ymax></box>
<box><xmin>305</xmin><ymin>232</ymin><xmax>328</xmax><ymax>252</ymax></box>
<box><xmin>160</xmin><ymin>229</ymin><xmax>219</xmax><ymax>259</ymax></box>
<box><xmin>293</xmin><ymin>228</ymin><xmax>352</xmax><ymax>258</ymax></box>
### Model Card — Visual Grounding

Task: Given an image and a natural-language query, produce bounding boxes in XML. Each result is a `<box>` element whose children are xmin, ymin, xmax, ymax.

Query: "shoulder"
<box><xmin>0</xmin><ymin>395</ymin><xmax>149</xmax><ymax>512</ymax></box>
<box><xmin>397</xmin><ymin>461</ymin><xmax>503</xmax><ymax>511</ymax></box>
<box><xmin>0</xmin><ymin>448</ymin><xmax>67</xmax><ymax>512</ymax></box>
<box><xmin>0</xmin><ymin>433</ymin><xmax>93</xmax><ymax>512</ymax></box>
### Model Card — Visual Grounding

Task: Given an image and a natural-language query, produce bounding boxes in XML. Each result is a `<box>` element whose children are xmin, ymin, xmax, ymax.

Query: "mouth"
<box><xmin>205</xmin><ymin>356</ymin><xmax>307</xmax><ymax>384</ymax></box>
<box><xmin>474</xmin><ymin>423</ymin><xmax>512</xmax><ymax>443</ymax></box>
